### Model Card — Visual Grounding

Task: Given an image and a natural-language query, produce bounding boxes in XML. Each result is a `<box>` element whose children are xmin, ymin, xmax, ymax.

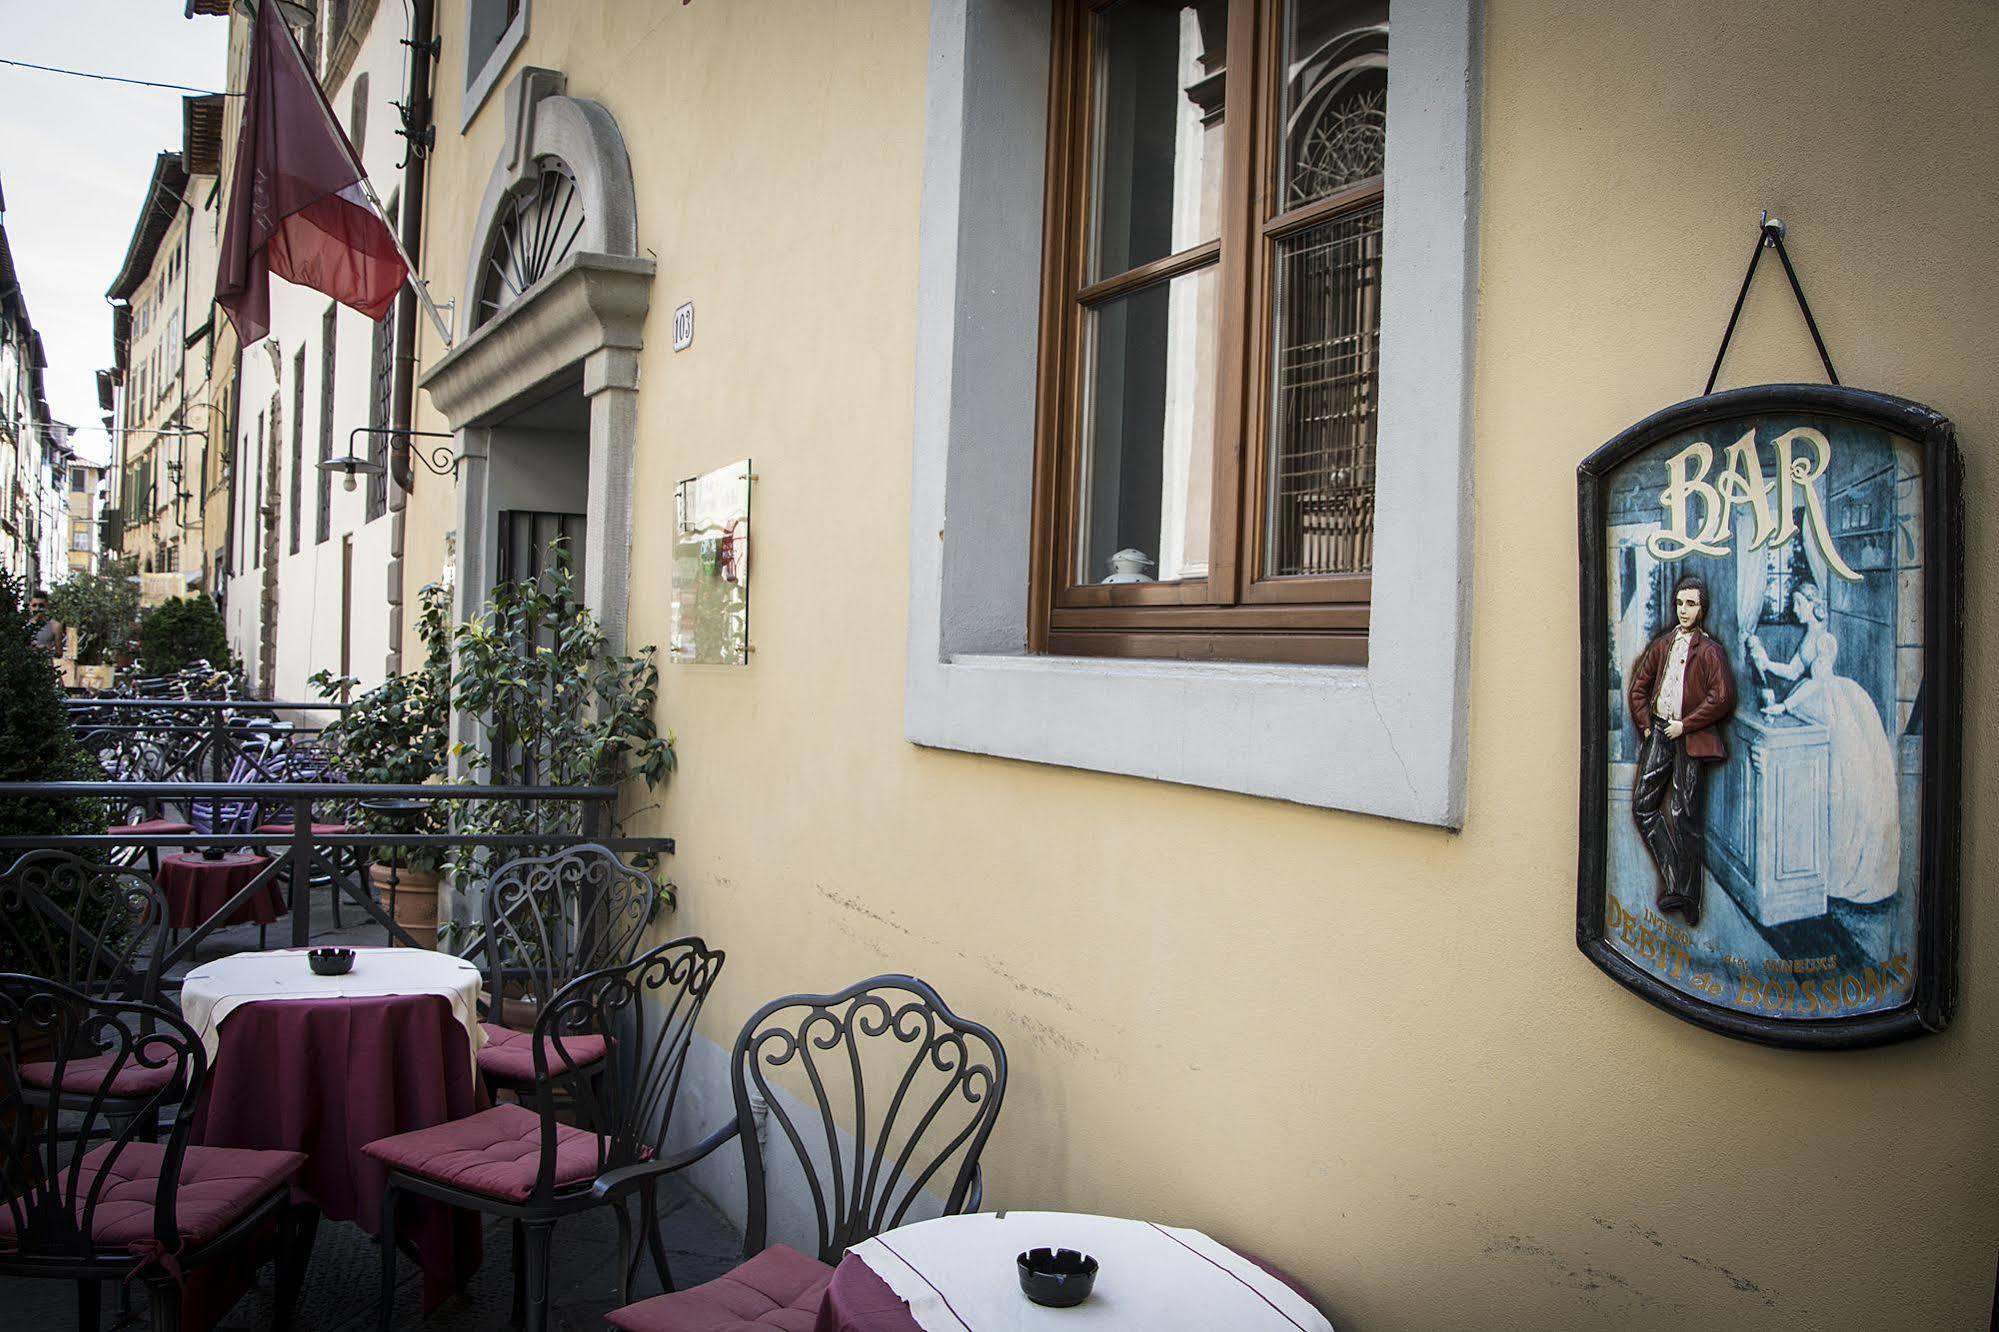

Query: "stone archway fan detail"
<box><xmin>476</xmin><ymin>163</ymin><xmax>587</xmax><ymax>327</ymax></box>
<box><xmin>1289</xmin><ymin>83</ymin><xmax>1386</xmax><ymax>209</ymax></box>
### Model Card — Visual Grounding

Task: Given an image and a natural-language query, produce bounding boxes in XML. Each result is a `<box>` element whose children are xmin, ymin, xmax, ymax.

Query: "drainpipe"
<box><xmin>385</xmin><ymin>0</ymin><xmax>436</xmax><ymax>675</ymax></box>
<box><xmin>174</xmin><ymin>201</ymin><xmax>192</xmax><ymax>574</ymax></box>
<box><xmin>219</xmin><ymin>344</ymin><xmax>241</xmax><ymax>620</ymax></box>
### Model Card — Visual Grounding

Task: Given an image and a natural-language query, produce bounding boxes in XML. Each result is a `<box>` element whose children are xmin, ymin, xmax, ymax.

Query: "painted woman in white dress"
<box><xmin>1745</xmin><ymin>582</ymin><xmax>1901</xmax><ymax>902</ymax></box>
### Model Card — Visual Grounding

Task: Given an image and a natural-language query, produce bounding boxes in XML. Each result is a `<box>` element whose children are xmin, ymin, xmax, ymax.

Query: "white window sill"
<box><xmin>910</xmin><ymin>651</ymin><xmax>1462</xmax><ymax>823</ymax></box>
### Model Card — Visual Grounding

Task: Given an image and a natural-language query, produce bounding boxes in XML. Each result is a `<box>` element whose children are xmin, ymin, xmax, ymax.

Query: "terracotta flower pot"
<box><xmin>369</xmin><ymin>862</ymin><xmax>441</xmax><ymax>949</ymax></box>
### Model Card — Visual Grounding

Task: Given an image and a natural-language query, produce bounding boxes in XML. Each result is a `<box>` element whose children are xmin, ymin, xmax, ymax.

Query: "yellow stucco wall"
<box><xmin>402</xmin><ymin>1</ymin><xmax>1998</xmax><ymax>1324</ymax></box>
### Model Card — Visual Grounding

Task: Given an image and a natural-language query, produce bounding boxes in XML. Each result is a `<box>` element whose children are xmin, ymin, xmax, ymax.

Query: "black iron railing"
<box><xmin>66</xmin><ymin>699</ymin><xmax>349</xmax><ymax>788</ymax></box>
<box><xmin>0</xmin><ymin>782</ymin><xmax>673</xmax><ymax>980</ymax></box>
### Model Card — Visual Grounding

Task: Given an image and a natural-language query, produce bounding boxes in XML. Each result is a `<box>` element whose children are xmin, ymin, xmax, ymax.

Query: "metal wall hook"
<box><xmin>1704</xmin><ymin>211</ymin><xmax>1839</xmax><ymax>395</ymax></box>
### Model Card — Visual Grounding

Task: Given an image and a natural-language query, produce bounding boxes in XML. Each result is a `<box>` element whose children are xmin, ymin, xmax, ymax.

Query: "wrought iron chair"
<box><xmin>0</xmin><ymin>852</ymin><xmax>175</xmax><ymax>1123</ymax></box>
<box><xmin>473</xmin><ymin>844</ymin><xmax>663</xmax><ymax>1108</ymax></box>
<box><xmin>0</xmin><ymin>974</ymin><xmax>315</xmax><ymax>1331</ymax></box>
<box><xmin>600</xmin><ymin>975</ymin><xmax>1008</xmax><ymax>1332</ymax></box>
<box><xmin>0</xmin><ymin>851</ymin><xmax>169</xmax><ymax>1002</ymax></box>
<box><xmin>362</xmin><ymin>936</ymin><xmax>726</xmax><ymax>1332</ymax></box>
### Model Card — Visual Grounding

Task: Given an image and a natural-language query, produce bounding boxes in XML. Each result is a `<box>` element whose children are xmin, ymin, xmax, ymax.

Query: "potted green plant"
<box><xmin>445</xmin><ymin>544</ymin><xmax>675</xmax><ymax>962</ymax></box>
<box><xmin>47</xmin><ymin>557</ymin><xmax>139</xmax><ymax>691</ymax></box>
<box><xmin>310</xmin><ymin>583</ymin><xmax>452</xmax><ymax>945</ymax></box>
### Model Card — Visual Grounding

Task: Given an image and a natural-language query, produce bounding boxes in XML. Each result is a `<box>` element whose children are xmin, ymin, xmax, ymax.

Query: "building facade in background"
<box><xmin>206</xmin><ymin>0</ymin><xmax>407</xmax><ymax>699</ymax></box>
<box><xmin>105</xmin><ymin>141</ymin><xmax>223</xmax><ymax>587</ymax></box>
<box><xmin>63</xmin><ymin>460</ymin><xmax>101</xmax><ymax>576</ymax></box>
<box><xmin>0</xmin><ymin>176</ymin><xmax>70</xmax><ymax>591</ymax></box>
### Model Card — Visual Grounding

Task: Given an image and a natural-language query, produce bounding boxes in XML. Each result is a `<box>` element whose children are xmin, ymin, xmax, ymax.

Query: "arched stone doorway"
<box><xmin>420</xmin><ymin>67</ymin><xmax>653</xmax><ymax>675</ymax></box>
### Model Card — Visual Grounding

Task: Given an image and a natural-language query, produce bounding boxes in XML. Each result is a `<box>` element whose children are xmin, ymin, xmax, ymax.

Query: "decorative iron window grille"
<box><xmin>476</xmin><ymin>164</ymin><xmax>585</xmax><ymax>329</ymax></box>
<box><xmin>1266</xmin><ymin>201</ymin><xmax>1381</xmax><ymax>577</ymax></box>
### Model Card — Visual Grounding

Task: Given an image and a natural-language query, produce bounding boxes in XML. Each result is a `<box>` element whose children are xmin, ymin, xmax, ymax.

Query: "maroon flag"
<box><xmin>215</xmin><ymin>6</ymin><xmax>406</xmax><ymax>344</ymax></box>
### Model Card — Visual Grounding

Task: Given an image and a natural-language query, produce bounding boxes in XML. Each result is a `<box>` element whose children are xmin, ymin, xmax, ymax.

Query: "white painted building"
<box><xmin>0</xmin><ymin>181</ymin><xmax>67</xmax><ymax>592</ymax></box>
<box><xmin>213</xmin><ymin>1</ymin><xmax>412</xmax><ymax>697</ymax></box>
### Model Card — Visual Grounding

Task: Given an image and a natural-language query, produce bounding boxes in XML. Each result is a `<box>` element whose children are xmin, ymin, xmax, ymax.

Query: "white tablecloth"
<box><xmin>179</xmin><ymin>947</ymin><xmax>486</xmax><ymax>1076</ymax></box>
<box><xmin>848</xmin><ymin>1211</ymin><xmax>1334</xmax><ymax>1331</ymax></box>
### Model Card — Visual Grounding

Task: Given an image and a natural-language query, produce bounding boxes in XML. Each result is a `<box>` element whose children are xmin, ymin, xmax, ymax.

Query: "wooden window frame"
<box><xmin>1029</xmin><ymin>0</ymin><xmax>1378</xmax><ymax>666</ymax></box>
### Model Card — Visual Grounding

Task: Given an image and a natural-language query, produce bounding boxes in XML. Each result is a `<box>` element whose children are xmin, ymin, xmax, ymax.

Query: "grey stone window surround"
<box><xmin>461</xmin><ymin>0</ymin><xmax>530</xmax><ymax>132</ymax></box>
<box><xmin>904</xmin><ymin>0</ymin><xmax>1482</xmax><ymax>827</ymax></box>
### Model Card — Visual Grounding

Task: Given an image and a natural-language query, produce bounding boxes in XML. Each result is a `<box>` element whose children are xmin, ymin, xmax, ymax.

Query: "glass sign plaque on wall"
<box><xmin>671</xmin><ymin>460</ymin><xmax>751</xmax><ymax>665</ymax></box>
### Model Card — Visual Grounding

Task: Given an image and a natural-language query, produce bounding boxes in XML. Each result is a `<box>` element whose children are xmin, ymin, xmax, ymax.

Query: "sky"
<box><xmin>0</xmin><ymin>1</ymin><xmax>231</xmax><ymax>465</ymax></box>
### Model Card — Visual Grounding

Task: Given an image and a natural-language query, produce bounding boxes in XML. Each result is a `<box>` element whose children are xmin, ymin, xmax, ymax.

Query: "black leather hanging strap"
<box><xmin>1705</xmin><ymin>215</ymin><xmax>1840</xmax><ymax>396</ymax></box>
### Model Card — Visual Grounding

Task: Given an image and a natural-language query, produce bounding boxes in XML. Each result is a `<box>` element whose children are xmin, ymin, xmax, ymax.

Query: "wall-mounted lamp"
<box><xmin>319</xmin><ymin>427</ymin><xmax>461</xmax><ymax>492</ymax></box>
<box><xmin>319</xmin><ymin>453</ymin><xmax>378</xmax><ymax>493</ymax></box>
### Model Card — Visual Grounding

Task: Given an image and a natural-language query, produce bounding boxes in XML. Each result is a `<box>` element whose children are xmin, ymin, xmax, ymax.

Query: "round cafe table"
<box><xmin>817</xmin><ymin>1211</ymin><xmax>1333</xmax><ymax>1332</ymax></box>
<box><xmin>181</xmin><ymin>947</ymin><xmax>490</xmax><ymax>1312</ymax></box>
<box><xmin>156</xmin><ymin>850</ymin><xmax>285</xmax><ymax>930</ymax></box>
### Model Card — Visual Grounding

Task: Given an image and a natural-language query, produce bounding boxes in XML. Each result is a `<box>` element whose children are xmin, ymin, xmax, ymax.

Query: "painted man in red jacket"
<box><xmin>1626</xmin><ymin>574</ymin><xmax>1736</xmax><ymax>926</ymax></box>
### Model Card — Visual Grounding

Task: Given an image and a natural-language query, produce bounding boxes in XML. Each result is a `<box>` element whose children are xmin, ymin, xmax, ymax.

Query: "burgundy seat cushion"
<box><xmin>0</xmin><ymin>1142</ymin><xmax>303</xmax><ymax>1250</ymax></box>
<box><xmin>475</xmin><ymin>1021</ymin><xmax>608</xmax><ymax>1084</ymax></box>
<box><xmin>107</xmin><ymin>820</ymin><xmax>196</xmax><ymax>836</ymax></box>
<box><xmin>18</xmin><ymin>1048</ymin><xmax>178</xmax><ymax>1098</ymax></box>
<box><xmin>360</xmin><ymin>1101</ymin><xmax>608</xmax><ymax>1202</ymax></box>
<box><xmin>604</xmin><ymin>1244</ymin><xmax>835</xmax><ymax>1332</ymax></box>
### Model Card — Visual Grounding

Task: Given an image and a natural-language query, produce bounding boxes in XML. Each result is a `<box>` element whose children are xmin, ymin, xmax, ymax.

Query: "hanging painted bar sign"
<box><xmin>1576</xmin><ymin>384</ymin><xmax>1963</xmax><ymax>1049</ymax></box>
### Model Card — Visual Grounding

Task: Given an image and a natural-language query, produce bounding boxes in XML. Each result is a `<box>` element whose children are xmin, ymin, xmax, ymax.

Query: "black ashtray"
<box><xmin>1017</xmin><ymin>1248</ymin><xmax>1098</xmax><ymax>1308</ymax></box>
<box><xmin>308</xmin><ymin>947</ymin><xmax>355</xmax><ymax>976</ymax></box>
<box><xmin>199</xmin><ymin>846</ymin><xmax>231</xmax><ymax>862</ymax></box>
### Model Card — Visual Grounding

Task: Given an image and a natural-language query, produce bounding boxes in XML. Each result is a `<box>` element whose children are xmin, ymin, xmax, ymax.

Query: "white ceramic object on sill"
<box><xmin>1102</xmin><ymin>549</ymin><xmax>1155</xmax><ymax>584</ymax></box>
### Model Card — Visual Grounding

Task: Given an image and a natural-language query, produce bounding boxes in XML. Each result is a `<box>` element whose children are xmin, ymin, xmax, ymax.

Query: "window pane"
<box><xmin>1077</xmin><ymin>267</ymin><xmax>1220</xmax><ymax>586</ymax></box>
<box><xmin>1280</xmin><ymin>0</ymin><xmax>1388</xmax><ymax>212</ymax></box>
<box><xmin>1090</xmin><ymin>1</ymin><xmax>1227</xmax><ymax>280</ymax></box>
<box><xmin>1265</xmin><ymin>202</ymin><xmax>1380</xmax><ymax>576</ymax></box>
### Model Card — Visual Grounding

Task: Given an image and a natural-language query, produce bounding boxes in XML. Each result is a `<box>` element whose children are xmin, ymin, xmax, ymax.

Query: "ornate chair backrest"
<box><xmin>0</xmin><ymin>853</ymin><xmax>169</xmax><ymax>1002</ymax></box>
<box><xmin>526</xmin><ymin>936</ymin><xmax>726</xmax><ymax>1204</ymax></box>
<box><xmin>731</xmin><ymin>975</ymin><xmax>1008</xmax><ymax>1262</ymax></box>
<box><xmin>479</xmin><ymin>845</ymin><xmax>661</xmax><ymax>1016</ymax></box>
<box><xmin>0</xmin><ymin>974</ymin><xmax>202</xmax><ymax>1262</ymax></box>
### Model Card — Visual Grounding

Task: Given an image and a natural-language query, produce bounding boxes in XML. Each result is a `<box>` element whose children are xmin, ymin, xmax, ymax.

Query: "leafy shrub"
<box><xmin>311</xmin><ymin>582</ymin><xmax>454</xmax><ymax>870</ymax></box>
<box><xmin>137</xmin><ymin>595</ymin><xmax>233</xmax><ymax>676</ymax></box>
<box><xmin>447</xmin><ymin>545</ymin><xmax>674</xmax><ymax>884</ymax></box>
<box><xmin>0</xmin><ymin>573</ymin><xmax>107</xmax><ymax>974</ymax></box>
<box><xmin>311</xmin><ymin>554</ymin><xmax>675</xmax><ymax>934</ymax></box>
<box><xmin>47</xmin><ymin>557</ymin><xmax>139</xmax><ymax>666</ymax></box>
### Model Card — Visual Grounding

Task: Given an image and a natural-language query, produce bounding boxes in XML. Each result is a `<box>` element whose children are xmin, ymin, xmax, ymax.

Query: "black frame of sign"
<box><xmin>1576</xmin><ymin>383</ymin><xmax>1962</xmax><ymax>1049</ymax></box>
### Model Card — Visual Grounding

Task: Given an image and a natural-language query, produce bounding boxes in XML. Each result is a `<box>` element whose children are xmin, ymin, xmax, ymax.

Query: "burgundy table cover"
<box><xmin>190</xmin><ymin>992</ymin><xmax>485</xmax><ymax>1310</ymax></box>
<box><xmin>817</xmin><ymin>1254</ymin><xmax>916</xmax><ymax>1332</ymax></box>
<box><xmin>157</xmin><ymin>852</ymin><xmax>284</xmax><ymax>930</ymax></box>
<box><xmin>814</xmin><ymin>1245</ymin><xmax>1321</xmax><ymax>1332</ymax></box>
